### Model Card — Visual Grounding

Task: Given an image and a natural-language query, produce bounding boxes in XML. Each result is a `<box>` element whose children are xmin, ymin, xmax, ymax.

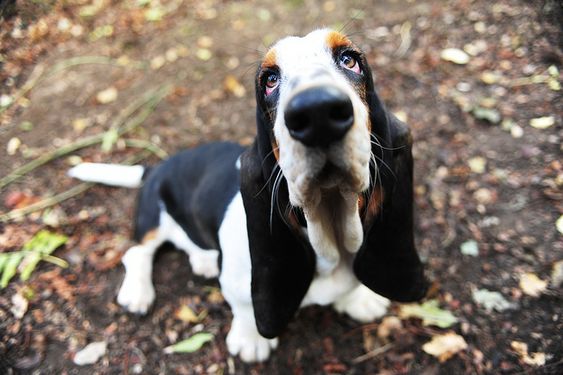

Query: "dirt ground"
<box><xmin>0</xmin><ymin>0</ymin><xmax>562</xmax><ymax>374</ymax></box>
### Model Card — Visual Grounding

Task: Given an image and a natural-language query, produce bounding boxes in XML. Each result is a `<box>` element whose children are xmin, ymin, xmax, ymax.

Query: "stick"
<box><xmin>123</xmin><ymin>139</ymin><xmax>168</xmax><ymax>160</ymax></box>
<box><xmin>352</xmin><ymin>343</ymin><xmax>394</xmax><ymax>364</ymax></box>
<box><xmin>0</xmin><ymin>84</ymin><xmax>171</xmax><ymax>190</ymax></box>
<box><xmin>0</xmin><ymin>56</ymin><xmax>145</xmax><ymax>116</ymax></box>
<box><xmin>0</xmin><ymin>151</ymin><xmax>151</xmax><ymax>223</ymax></box>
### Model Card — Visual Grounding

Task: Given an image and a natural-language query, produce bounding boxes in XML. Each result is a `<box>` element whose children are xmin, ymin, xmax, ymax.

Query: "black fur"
<box><xmin>240</xmin><ymin>42</ymin><xmax>428</xmax><ymax>338</ymax></box>
<box><xmin>134</xmin><ymin>142</ymin><xmax>245</xmax><ymax>251</ymax></box>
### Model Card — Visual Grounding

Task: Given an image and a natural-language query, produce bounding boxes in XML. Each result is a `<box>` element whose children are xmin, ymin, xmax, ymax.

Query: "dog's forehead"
<box><xmin>262</xmin><ymin>29</ymin><xmax>353</xmax><ymax>74</ymax></box>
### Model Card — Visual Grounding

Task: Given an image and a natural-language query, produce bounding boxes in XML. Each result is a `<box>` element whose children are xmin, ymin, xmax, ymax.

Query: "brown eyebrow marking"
<box><xmin>325</xmin><ymin>30</ymin><xmax>353</xmax><ymax>50</ymax></box>
<box><xmin>261</xmin><ymin>48</ymin><xmax>277</xmax><ymax>69</ymax></box>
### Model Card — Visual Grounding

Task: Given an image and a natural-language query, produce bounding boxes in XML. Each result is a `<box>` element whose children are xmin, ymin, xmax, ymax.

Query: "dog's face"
<box><xmin>255</xmin><ymin>29</ymin><xmax>373</xmax><ymax>210</ymax></box>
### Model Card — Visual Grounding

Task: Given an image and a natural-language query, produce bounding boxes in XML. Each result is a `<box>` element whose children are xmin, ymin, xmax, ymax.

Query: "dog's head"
<box><xmin>255</xmin><ymin>29</ymin><xmax>373</xmax><ymax>209</ymax></box>
<box><xmin>241</xmin><ymin>29</ymin><xmax>427</xmax><ymax>338</ymax></box>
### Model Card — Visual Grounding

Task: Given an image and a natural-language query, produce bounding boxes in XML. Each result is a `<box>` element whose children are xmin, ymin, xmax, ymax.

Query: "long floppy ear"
<box><xmin>240</xmin><ymin>137</ymin><xmax>316</xmax><ymax>338</ymax></box>
<box><xmin>354</xmin><ymin>93</ymin><xmax>428</xmax><ymax>302</ymax></box>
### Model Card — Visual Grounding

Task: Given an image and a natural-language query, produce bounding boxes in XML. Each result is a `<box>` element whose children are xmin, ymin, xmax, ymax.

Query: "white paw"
<box><xmin>189</xmin><ymin>249</ymin><xmax>220</xmax><ymax>279</ymax></box>
<box><xmin>333</xmin><ymin>284</ymin><xmax>389</xmax><ymax>323</ymax></box>
<box><xmin>226</xmin><ymin>319</ymin><xmax>278</xmax><ymax>363</ymax></box>
<box><xmin>117</xmin><ymin>274</ymin><xmax>155</xmax><ymax>315</ymax></box>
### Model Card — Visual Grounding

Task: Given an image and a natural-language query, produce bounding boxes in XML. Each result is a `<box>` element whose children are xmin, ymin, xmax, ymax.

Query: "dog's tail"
<box><xmin>67</xmin><ymin>163</ymin><xmax>147</xmax><ymax>188</ymax></box>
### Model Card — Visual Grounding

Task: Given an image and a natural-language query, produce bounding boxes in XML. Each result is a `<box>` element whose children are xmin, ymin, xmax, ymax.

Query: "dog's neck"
<box><xmin>303</xmin><ymin>189</ymin><xmax>363</xmax><ymax>275</ymax></box>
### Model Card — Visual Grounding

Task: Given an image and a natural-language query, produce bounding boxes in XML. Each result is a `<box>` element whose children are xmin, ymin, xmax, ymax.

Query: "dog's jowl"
<box><xmin>69</xmin><ymin>29</ymin><xmax>427</xmax><ymax>363</ymax></box>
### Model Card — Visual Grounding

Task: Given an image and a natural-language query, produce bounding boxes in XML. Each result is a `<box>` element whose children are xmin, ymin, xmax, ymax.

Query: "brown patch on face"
<box><xmin>271</xmin><ymin>140</ymin><xmax>280</xmax><ymax>161</ymax></box>
<box><xmin>325</xmin><ymin>30</ymin><xmax>352</xmax><ymax>50</ymax></box>
<box><xmin>360</xmin><ymin>188</ymin><xmax>385</xmax><ymax>227</ymax></box>
<box><xmin>261</xmin><ymin>48</ymin><xmax>277</xmax><ymax>69</ymax></box>
<box><xmin>141</xmin><ymin>229</ymin><xmax>158</xmax><ymax>244</ymax></box>
<box><xmin>366</xmin><ymin>188</ymin><xmax>384</xmax><ymax>218</ymax></box>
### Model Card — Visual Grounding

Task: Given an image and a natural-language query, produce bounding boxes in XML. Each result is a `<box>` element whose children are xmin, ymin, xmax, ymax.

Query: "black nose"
<box><xmin>284</xmin><ymin>86</ymin><xmax>354</xmax><ymax>147</ymax></box>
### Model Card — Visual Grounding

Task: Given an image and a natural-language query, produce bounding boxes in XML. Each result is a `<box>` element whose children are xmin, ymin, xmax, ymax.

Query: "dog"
<box><xmin>69</xmin><ymin>28</ymin><xmax>427</xmax><ymax>363</ymax></box>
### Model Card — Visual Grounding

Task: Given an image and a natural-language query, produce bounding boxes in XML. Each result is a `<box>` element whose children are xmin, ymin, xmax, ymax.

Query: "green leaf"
<box><xmin>471</xmin><ymin>106</ymin><xmax>501</xmax><ymax>124</ymax></box>
<box><xmin>0</xmin><ymin>254</ymin><xmax>8</xmax><ymax>275</ymax></box>
<box><xmin>164</xmin><ymin>333</ymin><xmax>214</xmax><ymax>354</ymax></box>
<box><xmin>1</xmin><ymin>252</ymin><xmax>24</xmax><ymax>288</ymax></box>
<box><xmin>20</xmin><ymin>230</ymin><xmax>68</xmax><ymax>281</ymax></box>
<box><xmin>460</xmin><ymin>240</ymin><xmax>479</xmax><ymax>257</ymax></box>
<box><xmin>399</xmin><ymin>299</ymin><xmax>458</xmax><ymax>328</ymax></box>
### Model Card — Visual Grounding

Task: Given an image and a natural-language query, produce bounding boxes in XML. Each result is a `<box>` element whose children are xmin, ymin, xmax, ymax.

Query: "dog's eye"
<box><xmin>339</xmin><ymin>52</ymin><xmax>361</xmax><ymax>74</ymax></box>
<box><xmin>265</xmin><ymin>73</ymin><xmax>280</xmax><ymax>95</ymax></box>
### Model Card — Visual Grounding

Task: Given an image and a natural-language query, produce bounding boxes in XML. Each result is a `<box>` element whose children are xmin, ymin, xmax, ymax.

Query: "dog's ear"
<box><xmin>240</xmin><ymin>139</ymin><xmax>316</xmax><ymax>339</ymax></box>
<box><xmin>354</xmin><ymin>98</ymin><xmax>428</xmax><ymax>302</ymax></box>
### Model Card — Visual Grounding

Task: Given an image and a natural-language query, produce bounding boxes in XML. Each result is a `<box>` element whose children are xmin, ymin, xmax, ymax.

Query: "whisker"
<box><xmin>269</xmin><ymin>168</ymin><xmax>284</xmax><ymax>232</ymax></box>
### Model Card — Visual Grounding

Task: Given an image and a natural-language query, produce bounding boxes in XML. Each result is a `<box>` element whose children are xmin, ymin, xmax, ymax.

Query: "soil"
<box><xmin>0</xmin><ymin>0</ymin><xmax>562</xmax><ymax>374</ymax></box>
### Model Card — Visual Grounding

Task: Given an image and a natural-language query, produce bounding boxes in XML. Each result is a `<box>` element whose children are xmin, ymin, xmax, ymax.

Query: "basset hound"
<box><xmin>69</xmin><ymin>28</ymin><xmax>428</xmax><ymax>363</ymax></box>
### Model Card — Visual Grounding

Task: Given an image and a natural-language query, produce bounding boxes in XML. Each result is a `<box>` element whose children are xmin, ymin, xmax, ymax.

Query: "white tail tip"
<box><xmin>68</xmin><ymin>163</ymin><xmax>145</xmax><ymax>188</ymax></box>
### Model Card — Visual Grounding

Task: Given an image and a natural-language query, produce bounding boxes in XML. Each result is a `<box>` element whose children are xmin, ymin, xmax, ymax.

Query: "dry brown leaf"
<box><xmin>422</xmin><ymin>332</ymin><xmax>467</xmax><ymax>362</ymax></box>
<box><xmin>511</xmin><ymin>341</ymin><xmax>546</xmax><ymax>366</ymax></box>
<box><xmin>96</xmin><ymin>87</ymin><xmax>118</xmax><ymax>104</ymax></box>
<box><xmin>519</xmin><ymin>273</ymin><xmax>548</xmax><ymax>297</ymax></box>
<box><xmin>224</xmin><ymin>75</ymin><xmax>246</xmax><ymax>98</ymax></box>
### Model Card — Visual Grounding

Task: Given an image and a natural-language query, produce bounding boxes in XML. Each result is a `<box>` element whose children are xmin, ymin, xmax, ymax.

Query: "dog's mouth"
<box><xmin>315</xmin><ymin>162</ymin><xmax>345</xmax><ymax>189</ymax></box>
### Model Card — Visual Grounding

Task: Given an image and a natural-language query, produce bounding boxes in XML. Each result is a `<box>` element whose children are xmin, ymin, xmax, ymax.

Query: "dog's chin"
<box><xmin>287</xmin><ymin>161</ymin><xmax>369</xmax><ymax>209</ymax></box>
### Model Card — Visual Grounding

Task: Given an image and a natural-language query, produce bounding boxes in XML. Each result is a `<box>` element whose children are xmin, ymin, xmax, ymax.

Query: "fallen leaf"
<box><xmin>422</xmin><ymin>332</ymin><xmax>467</xmax><ymax>362</ymax></box>
<box><xmin>164</xmin><ymin>332</ymin><xmax>214</xmax><ymax>354</ymax></box>
<box><xmin>175</xmin><ymin>305</ymin><xmax>199</xmax><ymax>323</ymax></box>
<box><xmin>196</xmin><ymin>48</ymin><xmax>212</xmax><ymax>61</ymax></box>
<box><xmin>377</xmin><ymin>316</ymin><xmax>403</xmax><ymax>339</ymax></box>
<box><xmin>0</xmin><ymin>94</ymin><xmax>13</xmax><ymax>107</ymax></box>
<box><xmin>480</xmin><ymin>71</ymin><xmax>501</xmax><ymax>84</ymax></box>
<box><xmin>511</xmin><ymin>341</ymin><xmax>546</xmax><ymax>366</ymax></box>
<box><xmin>519</xmin><ymin>273</ymin><xmax>547</xmax><ymax>297</ymax></box>
<box><xmin>399</xmin><ymin>299</ymin><xmax>458</xmax><ymax>328</ymax></box>
<box><xmin>529</xmin><ymin>116</ymin><xmax>555</xmax><ymax>129</ymax></box>
<box><xmin>145</xmin><ymin>7</ymin><xmax>165</xmax><ymax>21</ymax></box>
<box><xmin>460</xmin><ymin>240</ymin><xmax>479</xmax><ymax>257</ymax></box>
<box><xmin>7</xmin><ymin>137</ymin><xmax>21</xmax><ymax>155</ymax></box>
<box><xmin>551</xmin><ymin>260</ymin><xmax>563</xmax><ymax>288</ymax></box>
<box><xmin>511</xmin><ymin>124</ymin><xmax>524</xmax><ymax>138</ymax></box>
<box><xmin>468</xmin><ymin>157</ymin><xmax>487</xmax><ymax>174</ymax></box>
<box><xmin>472</xmin><ymin>288</ymin><xmax>516</xmax><ymax>312</ymax></box>
<box><xmin>556</xmin><ymin>215</ymin><xmax>563</xmax><ymax>235</ymax></box>
<box><xmin>224</xmin><ymin>75</ymin><xmax>246</xmax><ymax>97</ymax></box>
<box><xmin>150</xmin><ymin>55</ymin><xmax>166</xmax><ymax>70</ymax></box>
<box><xmin>441</xmin><ymin>48</ymin><xmax>470</xmax><ymax>64</ymax></box>
<box><xmin>0</xmin><ymin>253</ymin><xmax>24</xmax><ymax>288</ymax></box>
<box><xmin>19</xmin><ymin>230</ymin><xmax>68</xmax><ymax>282</ymax></box>
<box><xmin>472</xmin><ymin>106</ymin><xmax>501</xmax><ymax>124</ymax></box>
<box><xmin>197</xmin><ymin>36</ymin><xmax>213</xmax><ymax>48</ymax></box>
<box><xmin>74</xmin><ymin>341</ymin><xmax>107</xmax><ymax>365</ymax></box>
<box><xmin>96</xmin><ymin>87</ymin><xmax>118</xmax><ymax>104</ymax></box>
<box><xmin>10</xmin><ymin>292</ymin><xmax>28</xmax><ymax>319</ymax></box>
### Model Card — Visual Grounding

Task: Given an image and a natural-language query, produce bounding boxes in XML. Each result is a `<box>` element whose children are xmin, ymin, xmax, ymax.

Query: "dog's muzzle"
<box><xmin>284</xmin><ymin>86</ymin><xmax>353</xmax><ymax>147</ymax></box>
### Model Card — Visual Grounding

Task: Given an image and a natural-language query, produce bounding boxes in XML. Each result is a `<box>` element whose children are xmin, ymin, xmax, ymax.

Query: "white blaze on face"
<box><xmin>264</xmin><ymin>29</ymin><xmax>373</xmax><ymax>274</ymax></box>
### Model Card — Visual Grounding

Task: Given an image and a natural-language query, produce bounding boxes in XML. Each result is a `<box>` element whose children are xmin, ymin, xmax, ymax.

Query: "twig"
<box><xmin>0</xmin><ymin>56</ymin><xmax>145</xmax><ymax>116</ymax></box>
<box><xmin>0</xmin><ymin>183</ymin><xmax>94</xmax><ymax>222</ymax></box>
<box><xmin>0</xmin><ymin>84</ymin><xmax>171</xmax><ymax>190</ymax></box>
<box><xmin>123</xmin><ymin>139</ymin><xmax>168</xmax><ymax>160</ymax></box>
<box><xmin>352</xmin><ymin>343</ymin><xmax>394</xmax><ymax>364</ymax></box>
<box><xmin>0</xmin><ymin>151</ymin><xmax>151</xmax><ymax>223</ymax></box>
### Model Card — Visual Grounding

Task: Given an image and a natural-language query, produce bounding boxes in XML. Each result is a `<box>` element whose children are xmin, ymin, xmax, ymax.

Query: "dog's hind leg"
<box><xmin>117</xmin><ymin>231</ymin><xmax>163</xmax><ymax>315</ymax></box>
<box><xmin>157</xmin><ymin>211</ymin><xmax>220</xmax><ymax>279</ymax></box>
